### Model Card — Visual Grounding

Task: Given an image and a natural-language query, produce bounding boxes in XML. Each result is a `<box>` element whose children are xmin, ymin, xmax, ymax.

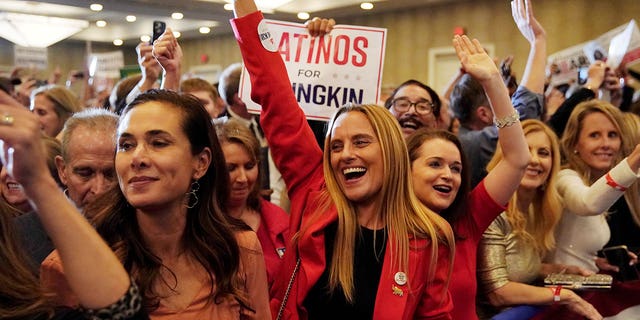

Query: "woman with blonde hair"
<box><xmin>548</xmin><ymin>100</ymin><xmax>640</xmax><ymax>274</ymax></box>
<box><xmin>478</xmin><ymin>119</ymin><xmax>601</xmax><ymax>319</ymax></box>
<box><xmin>30</xmin><ymin>85</ymin><xmax>82</xmax><ymax>138</ymax></box>
<box><xmin>230</xmin><ymin>1</ymin><xmax>455</xmax><ymax>318</ymax></box>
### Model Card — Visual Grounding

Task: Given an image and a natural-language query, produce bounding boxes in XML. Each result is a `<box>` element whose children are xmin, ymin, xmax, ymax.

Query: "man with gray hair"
<box><xmin>55</xmin><ymin>108</ymin><xmax>119</xmax><ymax>212</ymax></box>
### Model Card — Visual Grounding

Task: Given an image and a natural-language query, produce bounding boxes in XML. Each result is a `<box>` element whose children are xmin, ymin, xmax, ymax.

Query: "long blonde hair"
<box><xmin>309</xmin><ymin>104</ymin><xmax>454</xmax><ymax>302</ymax></box>
<box><xmin>488</xmin><ymin>119</ymin><xmax>562</xmax><ymax>255</ymax></box>
<box><xmin>561</xmin><ymin>100</ymin><xmax>627</xmax><ymax>183</ymax></box>
<box><xmin>621</xmin><ymin>112</ymin><xmax>640</xmax><ymax>227</ymax></box>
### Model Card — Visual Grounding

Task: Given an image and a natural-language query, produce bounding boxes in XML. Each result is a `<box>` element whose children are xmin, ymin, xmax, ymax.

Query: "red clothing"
<box><xmin>232</xmin><ymin>11</ymin><xmax>452</xmax><ymax>320</ymax></box>
<box><xmin>450</xmin><ymin>181</ymin><xmax>505</xmax><ymax>320</ymax></box>
<box><xmin>256</xmin><ymin>198</ymin><xmax>289</xmax><ymax>289</ymax></box>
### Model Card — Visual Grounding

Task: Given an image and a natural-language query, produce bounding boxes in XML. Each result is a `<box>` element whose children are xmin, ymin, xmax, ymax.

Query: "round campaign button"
<box><xmin>394</xmin><ymin>271</ymin><xmax>407</xmax><ymax>286</ymax></box>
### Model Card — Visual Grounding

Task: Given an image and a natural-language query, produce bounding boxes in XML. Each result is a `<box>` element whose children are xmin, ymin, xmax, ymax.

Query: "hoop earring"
<box><xmin>186</xmin><ymin>180</ymin><xmax>200</xmax><ymax>209</ymax></box>
<box><xmin>63</xmin><ymin>188</ymin><xmax>69</xmax><ymax>197</ymax></box>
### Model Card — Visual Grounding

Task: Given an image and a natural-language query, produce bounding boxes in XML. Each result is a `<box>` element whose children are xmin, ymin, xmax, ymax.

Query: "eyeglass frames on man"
<box><xmin>392</xmin><ymin>98</ymin><xmax>435</xmax><ymax>115</ymax></box>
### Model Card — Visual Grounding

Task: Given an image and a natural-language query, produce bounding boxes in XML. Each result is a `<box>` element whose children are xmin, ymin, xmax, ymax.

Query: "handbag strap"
<box><xmin>276</xmin><ymin>258</ymin><xmax>301</xmax><ymax>320</ymax></box>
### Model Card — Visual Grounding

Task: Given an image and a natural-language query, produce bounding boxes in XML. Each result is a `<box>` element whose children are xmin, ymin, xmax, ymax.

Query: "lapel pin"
<box><xmin>392</xmin><ymin>285</ymin><xmax>404</xmax><ymax>297</ymax></box>
<box><xmin>394</xmin><ymin>271</ymin><xmax>407</xmax><ymax>286</ymax></box>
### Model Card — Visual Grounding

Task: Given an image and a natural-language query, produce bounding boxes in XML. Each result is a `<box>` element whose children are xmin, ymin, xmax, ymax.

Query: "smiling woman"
<box><xmin>230</xmin><ymin>1</ymin><xmax>455</xmax><ymax>319</ymax></box>
<box><xmin>40</xmin><ymin>90</ymin><xmax>271</xmax><ymax>319</ymax></box>
<box><xmin>548</xmin><ymin>100</ymin><xmax>640</xmax><ymax>275</ymax></box>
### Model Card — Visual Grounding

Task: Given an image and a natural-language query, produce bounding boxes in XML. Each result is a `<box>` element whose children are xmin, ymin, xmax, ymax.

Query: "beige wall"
<box><xmin>1</xmin><ymin>0</ymin><xmax>638</xmax><ymax>89</ymax></box>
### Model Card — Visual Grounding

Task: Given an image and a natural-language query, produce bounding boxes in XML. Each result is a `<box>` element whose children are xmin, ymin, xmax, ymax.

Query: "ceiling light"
<box><xmin>0</xmin><ymin>12</ymin><xmax>88</xmax><ymax>47</ymax></box>
<box><xmin>89</xmin><ymin>3</ymin><xmax>103</xmax><ymax>11</ymax></box>
<box><xmin>171</xmin><ymin>12</ymin><xmax>184</xmax><ymax>20</ymax></box>
<box><xmin>255</xmin><ymin>0</ymin><xmax>294</xmax><ymax>13</ymax></box>
<box><xmin>297</xmin><ymin>12</ymin><xmax>310</xmax><ymax>20</ymax></box>
<box><xmin>140</xmin><ymin>35</ymin><xmax>151</xmax><ymax>42</ymax></box>
<box><xmin>223</xmin><ymin>3</ymin><xmax>233</xmax><ymax>11</ymax></box>
<box><xmin>199</xmin><ymin>27</ymin><xmax>211</xmax><ymax>34</ymax></box>
<box><xmin>125</xmin><ymin>15</ymin><xmax>136</xmax><ymax>22</ymax></box>
<box><xmin>361</xmin><ymin>2</ymin><xmax>374</xmax><ymax>10</ymax></box>
<box><xmin>96</xmin><ymin>20</ymin><xmax>107</xmax><ymax>27</ymax></box>
<box><xmin>173</xmin><ymin>31</ymin><xmax>181</xmax><ymax>38</ymax></box>
<box><xmin>113</xmin><ymin>39</ymin><xmax>123</xmax><ymax>46</ymax></box>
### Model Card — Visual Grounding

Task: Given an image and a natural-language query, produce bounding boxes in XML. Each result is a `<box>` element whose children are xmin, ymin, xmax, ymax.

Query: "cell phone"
<box><xmin>577</xmin><ymin>66</ymin><xmax>589</xmax><ymax>85</ymax></box>
<box><xmin>151</xmin><ymin>20</ymin><xmax>166</xmax><ymax>44</ymax></box>
<box><xmin>601</xmin><ymin>245</ymin><xmax>639</xmax><ymax>281</ymax></box>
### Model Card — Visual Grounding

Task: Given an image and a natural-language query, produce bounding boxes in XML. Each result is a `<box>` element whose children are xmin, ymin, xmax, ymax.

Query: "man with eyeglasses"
<box><xmin>386</xmin><ymin>79</ymin><xmax>442</xmax><ymax>138</ymax></box>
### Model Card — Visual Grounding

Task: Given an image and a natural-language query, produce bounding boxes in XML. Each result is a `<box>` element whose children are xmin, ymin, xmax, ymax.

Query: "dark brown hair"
<box><xmin>407</xmin><ymin>128</ymin><xmax>471</xmax><ymax>236</ymax></box>
<box><xmin>90</xmin><ymin>89</ymin><xmax>250</xmax><ymax>313</ymax></box>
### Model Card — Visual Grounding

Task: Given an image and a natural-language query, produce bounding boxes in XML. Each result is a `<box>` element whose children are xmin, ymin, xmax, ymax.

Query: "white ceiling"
<box><xmin>0</xmin><ymin>0</ymin><xmax>453</xmax><ymax>45</ymax></box>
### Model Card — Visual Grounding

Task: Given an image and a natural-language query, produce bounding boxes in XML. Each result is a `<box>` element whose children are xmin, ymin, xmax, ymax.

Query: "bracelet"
<box><xmin>494</xmin><ymin>110</ymin><xmax>520</xmax><ymax>128</ymax></box>
<box><xmin>548</xmin><ymin>285</ymin><xmax>562</xmax><ymax>303</ymax></box>
<box><xmin>605</xmin><ymin>172</ymin><xmax>627</xmax><ymax>192</ymax></box>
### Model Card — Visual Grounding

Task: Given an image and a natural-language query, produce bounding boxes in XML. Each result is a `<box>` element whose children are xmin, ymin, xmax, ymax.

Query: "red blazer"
<box><xmin>232</xmin><ymin>11</ymin><xmax>452</xmax><ymax>320</ymax></box>
<box><xmin>257</xmin><ymin>198</ymin><xmax>290</xmax><ymax>289</ymax></box>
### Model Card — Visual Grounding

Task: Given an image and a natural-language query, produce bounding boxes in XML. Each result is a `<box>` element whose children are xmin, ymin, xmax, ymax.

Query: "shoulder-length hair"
<box><xmin>0</xmin><ymin>200</ymin><xmax>53</xmax><ymax>318</ymax></box>
<box><xmin>488</xmin><ymin>119</ymin><xmax>562</xmax><ymax>255</ymax></box>
<box><xmin>406</xmin><ymin>128</ymin><xmax>470</xmax><ymax>237</ymax></box>
<box><xmin>215</xmin><ymin>118</ymin><xmax>262</xmax><ymax>211</ymax></box>
<box><xmin>90</xmin><ymin>89</ymin><xmax>250</xmax><ymax>313</ymax></box>
<box><xmin>306</xmin><ymin>103</ymin><xmax>454</xmax><ymax>303</ymax></box>
<box><xmin>561</xmin><ymin>100</ymin><xmax>627</xmax><ymax>183</ymax></box>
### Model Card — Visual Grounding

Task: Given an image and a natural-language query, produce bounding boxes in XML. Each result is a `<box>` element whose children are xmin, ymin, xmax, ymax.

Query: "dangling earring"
<box><xmin>186</xmin><ymin>180</ymin><xmax>200</xmax><ymax>209</ymax></box>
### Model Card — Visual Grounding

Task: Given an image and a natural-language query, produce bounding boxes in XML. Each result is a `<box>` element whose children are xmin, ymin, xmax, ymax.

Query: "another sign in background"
<box><xmin>239</xmin><ymin>20</ymin><xmax>387</xmax><ymax>120</ymax></box>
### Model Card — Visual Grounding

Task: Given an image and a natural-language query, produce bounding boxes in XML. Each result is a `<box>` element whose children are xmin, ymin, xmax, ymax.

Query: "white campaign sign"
<box><xmin>88</xmin><ymin>51</ymin><xmax>125</xmax><ymax>79</ymax></box>
<box><xmin>239</xmin><ymin>20</ymin><xmax>387</xmax><ymax>120</ymax></box>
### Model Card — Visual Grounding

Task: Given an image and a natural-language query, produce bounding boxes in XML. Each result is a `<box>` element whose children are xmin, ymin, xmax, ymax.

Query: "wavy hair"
<box><xmin>303</xmin><ymin>103</ymin><xmax>454</xmax><ymax>303</ymax></box>
<box><xmin>488</xmin><ymin>119</ymin><xmax>562</xmax><ymax>254</ymax></box>
<box><xmin>90</xmin><ymin>89</ymin><xmax>250</xmax><ymax>313</ymax></box>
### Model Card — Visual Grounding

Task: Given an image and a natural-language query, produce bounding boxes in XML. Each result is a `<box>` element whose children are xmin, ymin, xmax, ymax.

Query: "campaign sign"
<box><xmin>239</xmin><ymin>20</ymin><xmax>387</xmax><ymax>120</ymax></box>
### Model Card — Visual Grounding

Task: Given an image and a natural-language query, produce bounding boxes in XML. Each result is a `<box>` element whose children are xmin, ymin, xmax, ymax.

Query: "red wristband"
<box><xmin>606</xmin><ymin>172</ymin><xmax>627</xmax><ymax>192</ymax></box>
<box><xmin>548</xmin><ymin>285</ymin><xmax>562</xmax><ymax>303</ymax></box>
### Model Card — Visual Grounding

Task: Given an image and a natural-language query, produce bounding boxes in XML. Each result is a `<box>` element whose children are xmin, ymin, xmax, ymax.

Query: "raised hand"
<box><xmin>153</xmin><ymin>27</ymin><xmax>183</xmax><ymax>74</ymax></box>
<box><xmin>0</xmin><ymin>89</ymin><xmax>48</xmax><ymax>188</ymax></box>
<box><xmin>136</xmin><ymin>41</ymin><xmax>162</xmax><ymax>89</ymax></box>
<box><xmin>305</xmin><ymin>17</ymin><xmax>335</xmax><ymax>37</ymax></box>
<box><xmin>453</xmin><ymin>35</ymin><xmax>500</xmax><ymax>82</ymax></box>
<box><xmin>511</xmin><ymin>0</ymin><xmax>545</xmax><ymax>44</ymax></box>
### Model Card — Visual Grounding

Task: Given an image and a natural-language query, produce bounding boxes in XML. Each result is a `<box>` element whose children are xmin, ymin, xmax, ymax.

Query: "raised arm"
<box><xmin>231</xmin><ymin>0</ymin><xmax>324</xmax><ymax>198</ymax></box>
<box><xmin>512</xmin><ymin>0</ymin><xmax>546</xmax><ymax>94</ymax></box>
<box><xmin>0</xmin><ymin>91</ymin><xmax>131</xmax><ymax>309</ymax></box>
<box><xmin>559</xmin><ymin>146</ymin><xmax>640</xmax><ymax>215</ymax></box>
<box><xmin>153</xmin><ymin>27</ymin><xmax>183</xmax><ymax>91</ymax></box>
<box><xmin>454</xmin><ymin>35</ymin><xmax>529</xmax><ymax>206</ymax></box>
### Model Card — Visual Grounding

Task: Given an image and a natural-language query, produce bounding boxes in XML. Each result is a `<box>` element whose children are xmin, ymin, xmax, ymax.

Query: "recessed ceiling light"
<box><xmin>126</xmin><ymin>15</ymin><xmax>136</xmax><ymax>22</ymax></box>
<box><xmin>171</xmin><ymin>12</ymin><xmax>184</xmax><ymax>20</ymax></box>
<box><xmin>361</xmin><ymin>2</ymin><xmax>374</xmax><ymax>10</ymax></box>
<box><xmin>96</xmin><ymin>20</ymin><xmax>107</xmax><ymax>27</ymax></box>
<box><xmin>297</xmin><ymin>12</ymin><xmax>310</xmax><ymax>20</ymax></box>
<box><xmin>199</xmin><ymin>26</ymin><xmax>211</xmax><ymax>34</ymax></box>
<box><xmin>90</xmin><ymin>3</ymin><xmax>103</xmax><ymax>11</ymax></box>
<box><xmin>140</xmin><ymin>35</ymin><xmax>151</xmax><ymax>42</ymax></box>
<box><xmin>173</xmin><ymin>31</ymin><xmax>181</xmax><ymax>38</ymax></box>
<box><xmin>113</xmin><ymin>39</ymin><xmax>123</xmax><ymax>46</ymax></box>
<box><xmin>223</xmin><ymin>3</ymin><xmax>233</xmax><ymax>11</ymax></box>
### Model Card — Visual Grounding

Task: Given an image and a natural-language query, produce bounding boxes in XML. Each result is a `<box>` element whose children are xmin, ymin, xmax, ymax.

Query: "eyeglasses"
<box><xmin>392</xmin><ymin>98</ymin><xmax>435</xmax><ymax>116</ymax></box>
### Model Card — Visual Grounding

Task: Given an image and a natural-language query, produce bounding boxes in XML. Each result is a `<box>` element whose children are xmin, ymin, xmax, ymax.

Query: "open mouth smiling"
<box><xmin>343</xmin><ymin>167</ymin><xmax>367</xmax><ymax>180</ymax></box>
